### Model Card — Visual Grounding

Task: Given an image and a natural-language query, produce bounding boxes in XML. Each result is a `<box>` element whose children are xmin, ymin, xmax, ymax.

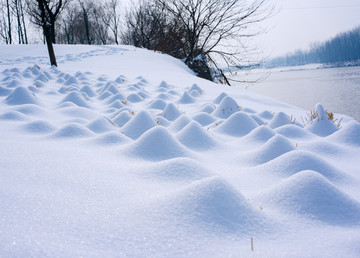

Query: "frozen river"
<box><xmin>233</xmin><ymin>65</ymin><xmax>360</xmax><ymax>122</ymax></box>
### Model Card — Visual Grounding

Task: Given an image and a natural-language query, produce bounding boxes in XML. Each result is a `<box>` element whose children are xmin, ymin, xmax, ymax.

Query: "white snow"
<box><xmin>1</xmin><ymin>44</ymin><xmax>360</xmax><ymax>257</ymax></box>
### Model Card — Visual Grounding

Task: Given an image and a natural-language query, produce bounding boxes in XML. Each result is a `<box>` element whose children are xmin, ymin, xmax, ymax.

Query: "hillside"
<box><xmin>1</xmin><ymin>45</ymin><xmax>360</xmax><ymax>257</ymax></box>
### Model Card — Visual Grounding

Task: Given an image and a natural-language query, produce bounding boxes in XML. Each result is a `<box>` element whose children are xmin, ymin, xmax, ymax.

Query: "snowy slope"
<box><xmin>1</xmin><ymin>45</ymin><xmax>360</xmax><ymax>257</ymax></box>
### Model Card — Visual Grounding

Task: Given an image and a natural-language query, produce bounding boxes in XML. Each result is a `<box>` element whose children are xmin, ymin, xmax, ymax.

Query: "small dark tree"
<box><xmin>26</xmin><ymin>0</ymin><xmax>67</xmax><ymax>44</ymax></box>
<box><xmin>34</xmin><ymin>0</ymin><xmax>60</xmax><ymax>66</ymax></box>
<box><xmin>155</xmin><ymin>0</ymin><xmax>272</xmax><ymax>84</ymax></box>
<box><xmin>122</xmin><ymin>1</ymin><xmax>189</xmax><ymax>59</ymax></box>
<box><xmin>6</xmin><ymin>0</ymin><xmax>13</xmax><ymax>44</ymax></box>
<box><xmin>104</xmin><ymin>0</ymin><xmax>121</xmax><ymax>45</ymax></box>
<box><xmin>123</xmin><ymin>0</ymin><xmax>271</xmax><ymax>84</ymax></box>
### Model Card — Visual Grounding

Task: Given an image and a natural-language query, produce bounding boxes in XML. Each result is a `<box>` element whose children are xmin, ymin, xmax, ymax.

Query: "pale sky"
<box><xmin>259</xmin><ymin>0</ymin><xmax>360</xmax><ymax>58</ymax></box>
<box><xmin>119</xmin><ymin>0</ymin><xmax>360</xmax><ymax>59</ymax></box>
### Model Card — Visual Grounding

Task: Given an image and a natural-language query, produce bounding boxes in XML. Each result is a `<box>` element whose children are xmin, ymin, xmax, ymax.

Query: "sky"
<box><xmin>259</xmin><ymin>0</ymin><xmax>360</xmax><ymax>58</ymax></box>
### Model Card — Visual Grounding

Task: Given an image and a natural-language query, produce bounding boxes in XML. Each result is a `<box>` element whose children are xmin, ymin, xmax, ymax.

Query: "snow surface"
<box><xmin>1</xmin><ymin>44</ymin><xmax>360</xmax><ymax>257</ymax></box>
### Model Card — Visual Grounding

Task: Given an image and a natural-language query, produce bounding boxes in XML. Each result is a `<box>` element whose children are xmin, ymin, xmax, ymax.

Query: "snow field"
<box><xmin>1</xmin><ymin>45</ymin><xmax>360</xmax><ymax>257</ymax></box>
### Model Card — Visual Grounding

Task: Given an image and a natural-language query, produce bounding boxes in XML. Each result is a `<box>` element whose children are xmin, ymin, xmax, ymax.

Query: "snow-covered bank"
<box><xmin>1</xmin><ymin>45</ymin><xmax>360</xmax><ymax>257</ymax></box>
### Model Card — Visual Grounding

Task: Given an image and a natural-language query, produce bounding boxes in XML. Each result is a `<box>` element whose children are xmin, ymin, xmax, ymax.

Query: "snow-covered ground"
<box><xmin>1</xmin><ymin>45</ymin><xmax>360</xmax><ymax>257</ymax></box>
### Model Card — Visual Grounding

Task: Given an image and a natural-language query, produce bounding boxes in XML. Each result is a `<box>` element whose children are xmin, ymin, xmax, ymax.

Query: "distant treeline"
<box><xmin>266</xmin><ymin>26</ymin><xmax>360</xmax><ymax>68</ymax></box>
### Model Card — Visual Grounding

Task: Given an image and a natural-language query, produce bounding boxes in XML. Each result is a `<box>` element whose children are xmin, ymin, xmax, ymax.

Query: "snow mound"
<box><xmin>192</xmin><ymin>112</ymin><xmax>216</xmax><ymax>126</ymax></box>
<box><xmin>92</xmin><ymin>132</ymin><xmax>131</xmax><ymax>146</ymax></box>
<box><xmin>177</xmin><ymin>121</ymin><xmax>218</xmax><ymax>150</ymax></box>
<box><xmin>189</xmin><ymin>83</ymin><xmax>203</xmax><ymax>94</ymax></box>
<box><xmin>80</xmin><ymin>85</ymin><xmax>96</xmax><ymax>98</ymax></box>
<box><xmin>148</xmin><ymin>99</ymin><xmax>167</xmax><ymax>110</ymax></box>
<box><xmin>108</xmin><ymin>100</ymin><xmax>126</xmax><ymax>109</ymax></box>
<box><xmin>7</xmin><ymin>79</ymin><xmax>23</xmax><ymax>88</ymax></box>
<box><xmin>15</xmin><ymin>104</ymin><xmax>44</xmax><ymax>115</ymax></box>
<box><xmin>155</xmin><ymin>116</ymin><xmax>171</xmax><ymax>127</ymax></box>
<box><xmin>161</xmin><ymin>103</ymin><xmax>182</xmax><ymax>121</ymax></box>
<box><xmin>161</xmin><ymin>177</ymin><xmax>270</xmax><ymax>233</ymax></box>
<box><xmin>276</xmin><ymin>124</ymin><xmax>316</xmax><ymax>140</ymax></box>
<box><xmin>306</xmin><ymin>104</ymin><xmax>339</xmax><ymax>136</ymax></box>
<box><xmin>102</xmin><ymin>82</ymin><xmax>120</xmax><ymax>95</ymax></box>
<box><xmin>98</xmin><ymin>91</ymin><xmax>112</xmax><ymax>100</ymax></box>
<box><xmin>156</xmin><ymin>93</ymin><xmax>173</xmax><ymax>100</ymax></box>
<box><xmin>198</xmin><ymin>103</ymin><xmax>216</xmax><ymax>114</ymax></box>
<box><xmin>128</xmin><ymin>126</ymin><xmax>190</xmax><ymax>161</ymax></box>
<box><xmin>168</xmin><ymin>115</ymin><xmax>192</xmax><ymax>132</ymax></box>
<box><xmin>64</xmin><ymin>75</ymin><xmax>78</xmax><ymax>86</ymax></box>
<box><xmin>268</xmin><ymin>112</ymin><xmax>292</xmax><ymax>129</ymax></box>
<box><xmin>213</xmin><ymin>96</ymin><xmax>240</xmax><ymax>119</ymax></box>
<box><xmin>215</xmin><ymin>112</ymin><xmax>258</xmax><ymax>137</ymax></box>
<box><xmin>167</xmin><ymin>90</ymin><xmax>179</xmax><ymax>96</ymax></box>
<box><xmin>52</xmin><ymin>123</ymin><xmax>94</xmax><ymax>138</ymax></box>
<box><xmin>250</xmin><ymin>114</ymin><xmax>266</xmax><ymax>125</ymax></box>
<box><xmin>257</xmin><ymin>110</ymin><xmax>274</xmax><ymax>120</ymax></box>
<box><xmin>240</xmin><ymin>125</ymin><xmax>276</xmax><ymax>145</ymax></box>
<box><xmin>179</xmin><ymin>91</ymin><xmax>196</xmax><ymax>104</ymax></box>
<box><xmin>242</xmin><ymin>107</ymin><xmax>256</xmax><ymax>114</ymax></box>
<box><xmin>121</xmin><ymin>110</ymin><xmax>156</xmax><ymax>139</ymax></box>
<box><xmin>115</xmin><ymin>75</ymin><xmax>126</xmax><ymax>84</ymax></box>
<box><xmin>158</xmin><ymin>81</ymin><xmax>170</xmax><ymax>89</ymax></box>
<box><xmin>127</xmin><ymin>93</ymin><xmax>144</xmax><ymax>103</ymax></box>
<box><xmin>256</xmin><ymin>150</ymin><xmax>347</xmax><ymax>182</ymax></box>
<box><xmin>5</xmin><ymin>87</ymin><xmax>39</xmax><ymax>105</ymax></box>
<box><xmin>86</xmin><ymin>117</ymin><xmax>114</xmax><ymax>134</ymax></box>
<box><xmin>190</xmin><ymin>89</ymin><xmax>201</xmax><ymax>98</ymax></box>
<box><xmin>35</xmin><ymin>73</ymin><xmax>49</xmax><ymax>83</ymax></box>
<box><xmin>22</xmin><ymin>120</ymin><xmax>56</xmax><ymax>134</ymax></box>
<box><xmin>240</xmin><ymin>135</ymin><xmax>295</xmax><ymax>165</ymax></box>
<box><xmin>0</xmin><ymin>110</ymin><xmax>29</xmax><ymax>121</ymax></box>
<box><xmin>112</xmin><ymin>111</ymin><xmax>132</xmax><ymax>127</ymax></box>
<box><xmin>257</xmin><ymin>170</ymin><xmax>360</xmax><ymax>225</ymax></box>
<box><xmin>60</xmin><ymin>92</ymin><xmax>90</xmax><ymax>108</ymax></box>
<box><xmin>0</xmin><ymin>86</ymin><xmax>12</xmax><ymax>96</ymax></box>
<box><xmin>327</xmin><ymin>120</ymin><xmax>360</xmax><ymax>146</ymax></box>
<box><xmin>302</xmin><ymin>140</ymin><xmax>348</xmax><ymax>156</ymax></box>
<box><xmin>213</xmin><ymin>92</ymin><xmax>228</xmax><ymax>104</ymax></box>
<box><xmin>139</xmin><ymin>157</ymin><xmax>212</xmax><ymax>181</ymax></box>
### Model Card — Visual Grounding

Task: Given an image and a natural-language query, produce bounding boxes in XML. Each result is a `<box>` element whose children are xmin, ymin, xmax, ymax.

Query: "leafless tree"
<box><xmin>6</xmin><ymin>0</ymin><xmax>13</xmax><ymax>44</ymax></box>
<box><xmin>26</xmin><ymin>0</ymin><xmax>68</xmax><ymax>44</ymax></box>
<box><xmin>57</xmin><ymin>4</ymin><xmax>76</xmax><ymax>44</ymax></box>
<box><xmin>12</xmin><ymin>0</ymin><xmax>28</xmax><ymax>44</ymax></box>
<box><xmin>29</xmin><ymin>0</ymin><xmax>66</xmax><ymax>66</ymax></box>
<box><xmin>122</xmin><ymin>1</ymin><xmax>188</xmax><ymax>57</ymax></box>
<box><xmin>154</xmin><ymin>0</ymin><xmax>272</xmax><ymax>84</ymax></box>
<box><xmin>104</xmin><ymin>0</ymin><xmax>121</xmax><ymax>45</ymax></box>
<box><xmin>56</xmin><ymin>0</ymin><xmax>113</xmax><ymax>45</ymax></box>
<box><xmin>0</xmin><ymin>0</ymin><xmax>11</xmax><ymax>43</ymax></box>
<box><xmin>78</xmin><ymin>0</ymin><xmax>93</xmax><ymax>44</ymax></box>
<box><xmin>92</xmin><ymin>3</ymin><xmax>110</xmax><ymax>45</ymax></box>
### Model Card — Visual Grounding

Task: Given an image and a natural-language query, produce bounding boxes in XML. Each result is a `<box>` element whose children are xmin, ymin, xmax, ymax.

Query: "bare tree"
<box><xmin>6</xmin><ymin>0</ymin><xmax>13</xmax><ymax>44</ymax></box>
<box><xmin>122</xmin><ymin>0</ymin><xmax>187</xmax><ymax>56</ymax></box>
<box><xmin>18</xmin><ymin>0</ymin><xmax>28</xmax><ymax>43</ymax></box>
<box><xmin>0</xmin><ymin>0</ymin><xmax>28</xmax><ymax>44</ymax></box>
<box><xmin>32</xmin><ymin>0</ymin><xmax>62</xmax><ymax>66</ymax></box>
<box><xmin>12</xmin><ymin>0</ymin><xmax>25</xmax><ymax>44</ymax></box>
<box><xmin>154</xmin><ymin>0</ymin><xmax>271</xmax><ymax>84</ymax></box>
<box><xmin>92</xmin><ymin>3</ymin><xmax>110</xmax><ymax>45</ymax></box>
<box><xmin>0</xmin><ymin>0</ymin><xmax>11</xmax><ymax>43</ymax></box>
<box><xmin>26</xmin><ymin>0</ymin><xmax>68</xmax><ymax>44</ymax></box>
<box><xmin>104</xmin><ymin>0</ymin><xmax>121</xmax><ymax>45</ymax></box>
<box><xmin>57</xmin><ymin>4</ymin><xmax>76</xmax><ymax>44</ymax></box>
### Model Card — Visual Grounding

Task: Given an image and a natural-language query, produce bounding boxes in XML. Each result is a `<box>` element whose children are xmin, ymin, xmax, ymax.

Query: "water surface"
<box><xmin>234</xmin><ymin>66</ymin><xmax>360</xmax><ymax>121</ymax></box>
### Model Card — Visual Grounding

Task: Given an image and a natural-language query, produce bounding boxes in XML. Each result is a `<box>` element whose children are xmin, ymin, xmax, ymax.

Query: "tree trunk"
<box><xmin>20</xmin><ymin>0</ymin><xmax>28</xmax><ymax>44</ymax></box>
<box><xmin>6</xmin><ymin>0</ymin><xmax>12</xmax><ymax>44</ymax></box>
<box><xmin>37</xmin><ymin>0</ymin><xmax>57</xmax><ymax>66</ymax></box>
<box><xmin>50</xmin><ymin>20</ymin><xmax>56</xmax><ymax>43</ymax></box>
<box><xmin>44</xmin><ymin>25</ymin><xmax>57</xmax><ymax>66</ymax></box>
